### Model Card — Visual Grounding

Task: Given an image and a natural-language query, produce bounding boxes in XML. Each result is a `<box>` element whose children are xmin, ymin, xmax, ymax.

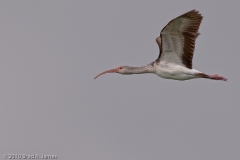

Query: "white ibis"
<box><xmin>94</xmin><ymin>10</ymin><xmax>227</xmax><ymax>81</ymax></box>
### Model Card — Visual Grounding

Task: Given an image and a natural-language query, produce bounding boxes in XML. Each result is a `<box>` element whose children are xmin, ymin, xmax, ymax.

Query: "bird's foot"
<box><xmin>208</xmin><ymin>74</ymin><xmax>227</xmax><ymax>81</ymax></box>
<box><xmin>196</xmin><ymin>73</ymin><xmax>227</xmax><ymax>81</ymax></box>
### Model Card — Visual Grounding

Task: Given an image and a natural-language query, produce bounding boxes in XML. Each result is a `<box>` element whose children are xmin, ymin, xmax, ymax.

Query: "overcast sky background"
<box><xmin>0</xmin><ymin>1</ymin><xmax>239</xmax><ymax>160</ymax></box>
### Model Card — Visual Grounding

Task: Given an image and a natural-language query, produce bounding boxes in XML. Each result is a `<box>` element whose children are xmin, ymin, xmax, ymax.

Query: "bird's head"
<box><xmin>94</xmin><ymin>66</ymin><xmax>130</xmax><ymax>79</ymax></box>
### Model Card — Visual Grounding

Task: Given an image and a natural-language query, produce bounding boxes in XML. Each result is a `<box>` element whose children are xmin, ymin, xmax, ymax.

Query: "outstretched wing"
<box><xmin>155</xmin><ymin>10</ymin><xmax>202</xmax><ymax>69</ymax></box>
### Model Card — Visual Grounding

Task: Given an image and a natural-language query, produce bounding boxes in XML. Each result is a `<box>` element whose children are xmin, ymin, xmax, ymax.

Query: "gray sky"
<box><xmin>0</xmin><ymin>0</ymin><xmax>240</xmax><ymax>159</ymax></box>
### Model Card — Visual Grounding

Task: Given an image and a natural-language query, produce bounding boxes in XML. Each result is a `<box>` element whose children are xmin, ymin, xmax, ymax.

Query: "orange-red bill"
<box><xmin>94</xmin><ymin>68</ymin><xmax>119</xmax><ymax>79</ymax></box>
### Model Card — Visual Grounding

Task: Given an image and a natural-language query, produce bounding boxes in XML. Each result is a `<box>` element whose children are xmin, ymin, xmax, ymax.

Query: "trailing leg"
<box><xmin>196</xmin><ymin>73</ymin><xmax>227</xmax><ymax>81</ymax></box>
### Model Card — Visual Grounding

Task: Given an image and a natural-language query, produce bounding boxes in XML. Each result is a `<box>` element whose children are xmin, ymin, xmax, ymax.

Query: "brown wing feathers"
<box><xmin>181</xmin><ymin>10</ymin><xmax>202</xmax><ymax>69</ymax></box>
<box><xmin>156</xmin><ymin>10</ymin><xmax>203</xmax><ymax>69</ymax></box>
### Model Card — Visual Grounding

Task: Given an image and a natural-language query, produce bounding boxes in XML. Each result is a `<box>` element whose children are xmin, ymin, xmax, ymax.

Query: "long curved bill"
<box><xmin>94</xmin><ymin>68</ymin><xmax>119</xmax><ymax>79</ymax></box>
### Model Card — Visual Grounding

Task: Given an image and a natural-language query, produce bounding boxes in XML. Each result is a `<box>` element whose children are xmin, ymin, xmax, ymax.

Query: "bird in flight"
<box><xmin>94</xmin><ymin>10</ymin><xmax>227</xmax><ymax>81</ymax></box>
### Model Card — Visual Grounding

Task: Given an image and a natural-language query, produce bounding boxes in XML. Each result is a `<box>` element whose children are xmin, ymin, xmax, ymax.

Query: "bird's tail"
<box><xmin>196</xmin><ymin>73</ymin><xmax>227</xmax><ymax>81</ymax></box>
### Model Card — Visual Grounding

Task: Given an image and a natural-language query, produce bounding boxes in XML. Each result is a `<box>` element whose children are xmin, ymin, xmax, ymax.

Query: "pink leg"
<box><xmin>196</xmin><ymin>73</ymin><xmax>227</xmax><ymax>81</ymax></box>
<box><xmin>208</xmin><ymin>74</ymin><xmax>227</xmax><ymax>81</ymax></box>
